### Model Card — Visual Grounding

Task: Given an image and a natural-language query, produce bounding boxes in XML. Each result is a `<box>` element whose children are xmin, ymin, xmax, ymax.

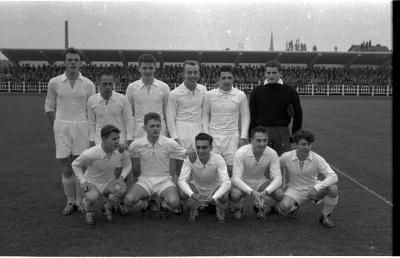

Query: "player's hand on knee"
<box><xmin>187</xmin><ymin>147</ymin><xmax>197</xmax><ymax>163</ymax></box>
<box><xmin>191</xmin><ymin>193</ymin><xmax>208</xmax><ymax>206</ymax></box>
<box><xmin>81</xmin><ymin>182</ymin><xmax>91</xmax><ymax>193</ymax></box>
<box><xmin>308</xmin><ymin>186</ymin><xmax>318</xmax><ymax>201</ymax></box>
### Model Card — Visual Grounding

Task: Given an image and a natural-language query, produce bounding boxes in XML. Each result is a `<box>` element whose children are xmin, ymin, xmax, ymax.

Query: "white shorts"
<box><xmin>190</xmin><ymin>183</ymin><xmax>221</xmax><ymax>198</ymax></box>
<box><xmin>95</xmin><ymin>131</ymin><xmax>127</xmax><ymax>145</ymax></box>
<box><xmin>171</xmin><ymin>121</ymin><xmax>202</xmax><ymax>160</ymax></box>
<box><xmin>284</xmin><ymin>181</ymin><xmax>323</xmax><ymax>205</ymax></box>
<box><xmin>134</xmin><ymin>120</ymin><xmax>167</xmax><ymax>139</ymax></box>
<box><xmin>137</xmin><ymin>175</ymin><xmax>176</xmax><ymax>197</ymax></box>
<box><xmin>88</xmin><ymin>179</ymin><xmax>113</xmax><ymax>195</ymax></box>
<box><xmin>211</xmin><ymin>133</ymin><xmax>239</xmax><ymax>166</ymax></box>
<box><xmin>53</xmin><ymin>119</ymin><xmax>89</xmax><ymax>159</ymax></box>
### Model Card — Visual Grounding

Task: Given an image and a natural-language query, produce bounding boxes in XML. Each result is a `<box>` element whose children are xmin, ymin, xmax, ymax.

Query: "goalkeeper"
<box><xmin>72</xmin><ymin>125</ymin><xmax>132</xmax><ymax>225</ymax></box>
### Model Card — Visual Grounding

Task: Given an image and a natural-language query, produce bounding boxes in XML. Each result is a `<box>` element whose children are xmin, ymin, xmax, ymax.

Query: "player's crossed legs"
<box><xmin>82</xmin><ymin>179</ymin><xmax>127</xmax><ymax>225</ymax></box>
<box><xmin>180</xmin><ymin>183</ymin><xmax>229</xmax><ymax>224</ymax></box>
<box><xmin>274</xmin><ymin>184</ymin><xmax>339</xmax><ymax>228</ymax></box>
<box><xmin>229</xmin><ymin>180</ymin><xmax>280</xmax><ymax>220</ymax></box>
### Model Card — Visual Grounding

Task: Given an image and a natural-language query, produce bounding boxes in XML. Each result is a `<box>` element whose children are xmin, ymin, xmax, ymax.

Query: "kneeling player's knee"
<box><xmin>230</xmin><ymin>188</ymin><xmax>243</xmax><ymax>202</ymax></box>
<box><xmin>165</xmin><ymin>194</ymin><xmax>180</xmax><ymax>209</ymax></box>
<box><xmin>278</xmin><ymin>200</ymin><xmax>292</xmax><ymax>214</ymax></box>
<box><xmin>327</xmin><ymin>185</ymin><xmax>338</xmax><ymax>197</ymax></box>
<box><xmin>85</xmin><ymin>190</ymin><xmax>100</xmax><ymax>204</ymax></box>
<box><xmin>123</xmin><ymin>192</ymin><xmax>137</xmax><ymax>206</ymax></box>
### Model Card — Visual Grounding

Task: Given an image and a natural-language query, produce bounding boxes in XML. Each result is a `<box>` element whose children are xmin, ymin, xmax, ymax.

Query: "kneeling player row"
<box><xmin>71</xmin><ymin>114</ymin><xmax>338</xmax><ymax>227</ymax></box>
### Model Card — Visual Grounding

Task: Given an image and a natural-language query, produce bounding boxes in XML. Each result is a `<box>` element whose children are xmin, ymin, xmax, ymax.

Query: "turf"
<box><xmin>0</xmin><ymin>93</ymin><xmax>392</xmax><ymax>255</ymax></box>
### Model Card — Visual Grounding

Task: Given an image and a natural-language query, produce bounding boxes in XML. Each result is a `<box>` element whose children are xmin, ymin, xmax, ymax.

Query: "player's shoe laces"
<box><xmin>174</xmin><ymin>201</ymin><xmax>184</xmax><ymax>215</ymax></box>
<box><xmin>103</xmin><ymin>207</ymin><xmax>113</xmax><ymax>222</ymax></box>
<box><xmin>253</xmin><ymin>205</ymin><xmax>266</xmax><ymax>219</ymax></box>
<box><xmin>75</xmin><ymin>202</ymin><xmax>86</xmax><ymax>214</ymax></box>
<box><xmin>232</xmin><ymin>207</ymin><xmax>244</xmax><ymax>220</ymax></box>
<box><xmin>85</xmin><ymin>212</ymin><xmax>95</xmax><ymax>225</ymax></box>
<box><xmin>118</xmin><ymin>203</ymin><xmax>129</xmax><ymax>216</ymax></box>
<box><xmin>319</xmin><ymin>214</ymin><xmax>334</xmax><ymax>228</ymax></box>
<box><xmin>159</xmin><ymin>202</ymin><xmax>170</xmax><ymax>219</ymax></box>
<box><xmin>188</xmin><ymin>208</ymin><xmax>199</xmax><ymax>223</ymax></box>
<box><xmin>216</xmin><ymin>208</ymin><xmax>226</xmax><ymax>224</ymax></box>
<box><xmin>62</xmin><ymin>203</ymin><xmax>75</xmax><ymax>216</ymax></box>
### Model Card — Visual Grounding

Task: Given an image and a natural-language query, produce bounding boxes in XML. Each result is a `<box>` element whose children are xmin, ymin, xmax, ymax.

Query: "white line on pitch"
<box><xmin>330</xmin><ymin>164</ymin><xmax>393</xmax><ymax>207</ymax></box>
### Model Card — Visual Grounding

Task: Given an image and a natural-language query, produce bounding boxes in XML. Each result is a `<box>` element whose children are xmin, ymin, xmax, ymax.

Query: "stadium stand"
<box><xmin>0</xmin><ymin>49</ymin><xmax>392</xmax><ymax>96</ymax></box>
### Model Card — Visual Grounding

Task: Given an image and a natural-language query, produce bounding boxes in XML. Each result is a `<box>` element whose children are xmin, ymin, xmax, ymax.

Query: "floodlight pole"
<box><xmin>65</xmin><ymin>20</ymin><xmax>69</xmax><ymax>49</ymax></box>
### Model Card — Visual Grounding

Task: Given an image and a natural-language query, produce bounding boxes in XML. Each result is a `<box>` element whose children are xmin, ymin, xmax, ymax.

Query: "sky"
<box><xmin>0</xmin><ymin>0</ymin><xmax>392</xmax><ymax>60</ymax></box>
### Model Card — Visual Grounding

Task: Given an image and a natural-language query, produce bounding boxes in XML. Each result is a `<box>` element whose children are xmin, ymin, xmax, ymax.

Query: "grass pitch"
<box><xmin>0</xmin><ymin>94</ymin><xmax>392</xmax><ymax>255</ymax></box>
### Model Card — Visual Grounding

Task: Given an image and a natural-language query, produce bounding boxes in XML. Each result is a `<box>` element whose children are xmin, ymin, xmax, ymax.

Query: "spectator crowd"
<box><xmin>0</xmin><ymin>63</ymin><xmax>392</xmax><ymax>89</ymax></box>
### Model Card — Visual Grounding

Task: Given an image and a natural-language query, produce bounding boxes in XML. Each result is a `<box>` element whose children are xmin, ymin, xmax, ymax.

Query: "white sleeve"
<box><xmin>201</xmin><ymin>94</ymin><xmax>210</xmax><ymax>134</ymax></box>
<box><xmin>128</xmin><ymin>140</ymin><xmax>140</xmax><ymax>158</ymax></box>
<box><xmin>231</xmin><ymin>150</ymin><xmax>253</xmax><ymax>195</ymax></box>
<box><xmin>162</xmin><ymin>85</ymin><xmax>170</xmax><ymax>133</ymax></box>
<box><xmin>166</xmin><ymin>93</ymin><xmax>178</xmax><ymax>139</ymax></box>
<box><xmin>44</xmin><ymin>80</ymin><xmax>56</xmax><ymax>113</ymax></box>
<box><xmin>265</xmin><ymin>152</ymin><xmax>282</xmax><ymax>195</ymax></box>
<box><xmin>169</xmin><ymin>139</ymin><xmax>187</xmax><ymax>159</ymax></box>
<box><xmin>87</xmin><ymin>98</ymin><xmax>96</xmax><ymax>142</ymax></box>
<box><xmin>71</xmin><ymin>152</ymin><xmax>90</xmax><ymax>184</ymax></box>
<box><xmin>121</xmin><ymin>96</ymin><xmax>134</xmax><ymax>141</ymax></box>
<box><xmin>212</xmin><ymin>157</ymin><xmax>231</xmax><ymax>200</ymax></box>
<box><xmin>239</xmin><ymin>93</ymin><xmax>250</xmax><ymax>139</ymax></box>
<box><xmin>313</xmin><ymin>155</ymin><xmax>338</xmax><ymax>192</ymax></box>
<box><xmin>177</xmin><ymin>158</ymin><xmax>194</xmax><ymax>197</ymax></box>
<box><xmin>120</xmin><ymin>151</ymin><xmax>132</xmax><ymax>179</ymax></box>
<box><xmin>125</xmin><ymin>84</ymin><xmax>135</xmax><ymax>116</ymax></box>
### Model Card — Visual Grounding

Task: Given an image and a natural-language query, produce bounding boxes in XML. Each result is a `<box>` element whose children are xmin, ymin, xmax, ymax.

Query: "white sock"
<box><xmin>73</xmin><ymin>175</ymin><xmax>83</xmax><ymax>205</ymax></box>
<box><xmin>322</xmin><ymin>196</ymin><xmax>338</xmax><ymax>215</ymax></box>
<box><xmin>62</xmin><ymin>175</ymin><xmax>75</xmax><ymax>204</ymax></box>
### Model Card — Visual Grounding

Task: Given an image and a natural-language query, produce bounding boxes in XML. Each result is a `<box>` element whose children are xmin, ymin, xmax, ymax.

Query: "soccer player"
<box><xmin>166</xmin><ymin>60</ymin><xmax>207</xmax><ymax>173</ymax></box>
<box><xmin>87</xmin><ymin>70</ymin><xmax>134</xmax><ymax>148</ymax></box>
<box><xmin>44</xmin><ymin>47</ymin><xmax>96</xmax><ymax>215</ymax></box>
<box><xmin>122</xmin><ymin>112</ymin><xmax>196</xmax><ymax>219</ymax></box>
<box><xmin>72</xmin><ymin>125</ymin><xmax>132</xmax><ymax>225</ymax></box>
<box><xmin>276</xmin><ymin>129</ymin><xmax>339</xmax><ymax>228</ymax></box>
<box><xmin>178</xmin><ymin>133</ymin><xmax>231</xmax><ymax>223</ymax></box>
<box><xmin>230</xmin><ymin>126</ymin><xmax>282</xmax><ymax>219</ymax></box>
<box><xmin>202</xmin><ymin>65</ymin><xmax>250</xmax><ymax>176</ymax></box>
<box><xmin>249</xmin><ymin>60</ymin><xmax>303</xmax><ymax>156</ymax></box>
<box><xmin>125</xmin><ymin>54</ymin><xmax>170</xmax><ymax>212</ymax></box>
<box><xmin>125</xmin><ymin>54</ymin><xmax>170</xmax><ymax>139</ymax></box>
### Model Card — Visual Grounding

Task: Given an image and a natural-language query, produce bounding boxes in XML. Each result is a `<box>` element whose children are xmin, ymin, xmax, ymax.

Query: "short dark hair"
<box><xmin>98</xmin><ymin>70</ymin><xmax>114</xmax><ymax>81</ymax></box>
<box><xmin>250</xmin><ymin>126</ymin><xmax>268</xmax><ymax>139</ymax></box>
<box><xmin>63</xmin><ymin>47</ymin><xmax>82</xmax><ymax>61</ymax></box>
<box><xmin>101</xmin><ymin>125</ymin><xmax>120</xmax><ymax>139</ymax></box>
<box><xmin>195</xmin><ymin>133</ymin><xmax>213</xmax><ymax>145</ymax></box>
<box><xmin>144</xmin><ymin>112</ymin><xmax>161</xmax><ymax>126</ymax></box>
<box><xmin>138</xmin><ymin>54</ymin><xmax>157</xmax><ymax>67</ymax></box>
<box><xmin>265</xmin><ymin>60</ymin><xmax>282</xmax><ymax>72</ymax></box>
<box><xmin>291</xmin><ymin>129</ymin><xmax>315</xmax><ymax>144</ymax></box>
<box><xmin>183</xmin><ymin>60</ymin><xmax>199</xmax><ymax>70</ymax></box>
<box><xmin>218</xmin><ymin>65</ymin><xmax>234</xmax><ymax>77</ymax></box>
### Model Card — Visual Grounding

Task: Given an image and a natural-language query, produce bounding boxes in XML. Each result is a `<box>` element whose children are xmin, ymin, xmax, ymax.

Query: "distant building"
<box><xmin>348</xmin><ymin>43</ymin><xmax>390</xmax><ymax>52</ymax></box>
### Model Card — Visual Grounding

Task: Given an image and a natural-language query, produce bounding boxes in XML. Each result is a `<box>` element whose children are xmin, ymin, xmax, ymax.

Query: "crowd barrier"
<box><xmin>0</xmin><ymin>81</ymin><xmax>392</xmax><ymax>96</ymax></box>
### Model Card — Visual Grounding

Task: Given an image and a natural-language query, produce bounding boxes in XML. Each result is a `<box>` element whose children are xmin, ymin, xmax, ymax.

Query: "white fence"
<box><xmin>0</xmin><ymin>81</ymin><xmax>392</xmax><ymax>96</ymax></box>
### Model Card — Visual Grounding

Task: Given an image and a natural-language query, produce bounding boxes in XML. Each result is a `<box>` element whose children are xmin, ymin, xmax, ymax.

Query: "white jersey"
<box><xmin>202</xmin><ymin>87</ymin><xmax>250</xmax><ymax>139</ymax></box>
<box><xmin>129</xmin><ymin>135</ymin><xmax>187</xmax><ymax>177</ymax></box>
<box><xmin>125</xmin><ymin>78</ymin><xmax>170</xmax><ymax>123</ymax></box>
<box><xmin>166</xmin><ymin>83</ymin><xmax>207</xmax><ymax>139</ymax></box>
<box><xmin>280</xmin><ymin>150</ymin><xmax>338</xmax><ymax>192</ymax></box>
<box><xmin>87</xmin><ymin>91</ymin><xmax>134</xmax><ymax>144</ymax></box>
<box><xmin>178</xmin><ymin>152</ymin><xmax>231</xmax><ymax>200</ymax></box>
<box><xmin>231</xmin><ymin>144</ymin><xmax>282</xmax><ymax>195</ymax></box>
<box><xmin>45</xmin><ymin>72</ymin><xmax>95</xmax><ymax>121</ymax></box>
<box><xmin>72</xmin><ymin>145</ymin><xmax>132</xmax><ymax>184</ymax></box>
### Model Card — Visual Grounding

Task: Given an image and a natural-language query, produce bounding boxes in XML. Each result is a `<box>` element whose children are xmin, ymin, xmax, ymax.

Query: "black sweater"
<box><xmin>249</xmin><ymin>83</ymin><xmax>302</xmax><ymax>134</ymax></box>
